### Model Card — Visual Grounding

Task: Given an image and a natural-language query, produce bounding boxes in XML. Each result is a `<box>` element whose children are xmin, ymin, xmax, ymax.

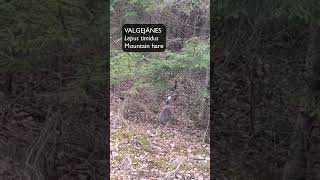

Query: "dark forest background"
<box><xmin>0</xmin><ymin>1</ymin><xmax>108</xmax><ymax>179</ymax></box>
<box><xmin>212</xmin><ymin>0</ymin><xmax>320</xmax><ymax>180</ymax></box>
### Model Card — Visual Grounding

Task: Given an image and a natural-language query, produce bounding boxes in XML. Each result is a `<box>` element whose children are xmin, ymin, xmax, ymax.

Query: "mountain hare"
<box><xmin>159</xmin><ymin>96</ymin><xmax>173</xmax><ymax>124</ymax></box>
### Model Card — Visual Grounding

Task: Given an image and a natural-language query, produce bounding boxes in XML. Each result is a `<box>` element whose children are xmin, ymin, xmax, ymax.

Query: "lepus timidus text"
<box><xmin>159</xmin><ymin>96</ymin><xmax>173</xmax><ymax>124</ymax></box>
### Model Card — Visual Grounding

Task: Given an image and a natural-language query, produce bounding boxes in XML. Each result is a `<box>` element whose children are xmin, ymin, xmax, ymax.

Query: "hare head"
<box><xmin>165</xmin><ymin>96</ymin><xmax>172</xmax><ymax>105</ymax></box>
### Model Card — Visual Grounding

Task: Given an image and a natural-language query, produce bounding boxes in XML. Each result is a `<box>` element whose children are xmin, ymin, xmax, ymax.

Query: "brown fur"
<box><xmin>159</xmin><ymin>105</ymin><xmax>172</xmax><ymax>124</ymax></box>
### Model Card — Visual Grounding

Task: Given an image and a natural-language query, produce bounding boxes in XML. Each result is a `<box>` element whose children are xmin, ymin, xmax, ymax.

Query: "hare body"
<box><xmin>159</xmin><ymin>105</ymin><xmax>172</xmax><ymax>124</ymax></box>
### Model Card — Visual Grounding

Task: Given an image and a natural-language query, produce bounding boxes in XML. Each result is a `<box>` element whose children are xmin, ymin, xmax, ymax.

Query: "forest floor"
<box><xmin>110</xmin><ymin>95</ymin><xmax>210</xmax><ymax>180</ymax></box>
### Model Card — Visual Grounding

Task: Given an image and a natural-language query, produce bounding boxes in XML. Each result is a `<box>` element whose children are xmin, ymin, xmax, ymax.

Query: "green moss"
<box><xmin>119</xmin><ymin>146</ymin><xmax>133</xmax><ymax>153</ymax></box>
<box><xmin>179</xmin><ymin>163</ymin><xmax>191</xmax><ymax>171</ymax></box>
<box><xmin>191</xmin><ymin>148</ymin><xmax>208</xmax><ymax>155</ymax></box>
<box><xmin>113</xmin><ymin>155</ymin><xmax>123</xmax><ymax>162</ymax></box>
<box><xmin>136</xmin><ymin>134</ymin><xmax>150</xmax><ymax>147</ymax></box>
<box><xmin>112</xmin><ymin>130</ymin><xmax>134</xmax><ymax>141</ymax></box>
<box><xmin>152</xmin><ymin>158</ymin><xmax>167</xmax><ymax>168</ymax></box>
<box><xmin>132</xmin><ymin>158</ymin><xmax>142</xmax><ymax>167</ymax></box>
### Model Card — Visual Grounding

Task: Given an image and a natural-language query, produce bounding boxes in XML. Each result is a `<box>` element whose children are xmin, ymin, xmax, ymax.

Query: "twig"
<box><xmin>202</xmin><ymin>116</ymin><xmax>210</xmax><ymax>144</ymax></box>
